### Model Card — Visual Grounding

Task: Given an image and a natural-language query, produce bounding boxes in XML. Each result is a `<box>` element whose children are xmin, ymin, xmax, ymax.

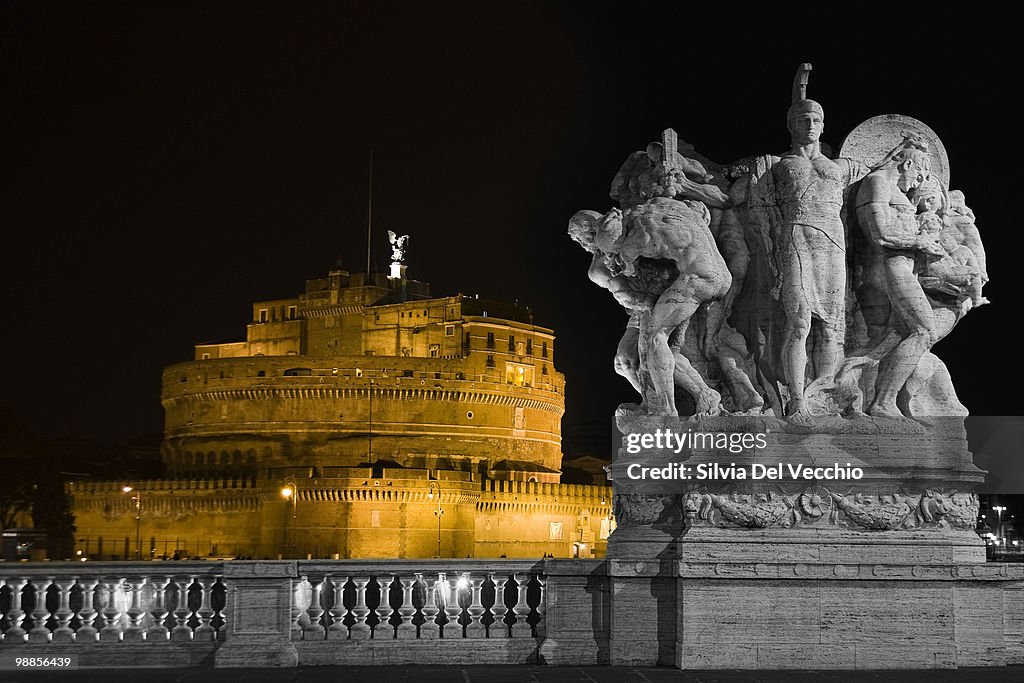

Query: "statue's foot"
<box><xmin>867</xmin><ymin>403</ymin><xmax>907</xmax><ymax>420</ymax></box>
<box><xmin>785</xmin><ymin>410</ymin><xmax>817</xmax><ymax>427</ymax></box>
<box><xmin>695</xmin><ymin>389</ymin><xmax>722</xmax><ymax>417</ymax></box>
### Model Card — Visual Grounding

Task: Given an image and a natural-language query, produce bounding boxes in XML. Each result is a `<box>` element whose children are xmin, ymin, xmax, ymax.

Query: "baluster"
<box><xmin>194</xmin><ymin>577</ymin><xmax>216</xmax><ymax>641</ymax></box>
<box><xmin>443</xmin><ymin>574</ymin><xmax>462</xmax><ymax>639</ymax></box>
<box><xmin>291</xmin><ymin>576</ymin><xmax>311</xmax><ymax>641</ymax></box>
<box><xmin>28</xmin><ymin>578</ymin><xmax>52</xmax><ymax>643</ymax></box>
<box><xmin>466</xmin><ymin>573</ymin><xmax>485</xmax><ymax>638</ymax></box>
<box><xmin>99</xmin><ymin>578</ymin><xmax>124</xmax><ymax>642</ymax></box>
<box><xmin>373</xmin><ymin>575</ymin><xmax>395</xmax><ymax>639</ymax></box>
<box><xmin>123</xmin><ymin>579</ymin><xmax>146</xmax><ymax>642</ymax></box>
<box><xmin>487</xmin><ymin>573</ymin><xmax>508</xmax><ymax>639</ymax></box>
<box><xmin>51</xmin><ymin>578</ymin><xmax>76</xmax><ymax>643</ymax></box>
<box><xmin>170</xmin><ymin>577</ymin><xmax>193</xmax><ymax>642</ymax></box>
<box><xmin>327</xmin><ymin>576</ymin><xmax>348</xmax><ymax>640</ymax></box>
<box><xmin>511</xmin><ymin>573</ymin><xmax>531</xmax><ymax>638</ymax></box>
<box><xmin>4</xmin><ymin>578</ymin><xmax>28</xmax><ymax>643</ymax></box>
<box><xmin>76</xmin><ymin>578</ymin><xmax>100</xmax><ymax>642</ymax></box>
<box><xmin>418</xmin><ymin>573</ymin><xmax>440</xmax><ymax>639</ymax></box>
<box><xmin>531</xmin><ymin>574</ymin><xmax>545</xmax><ymax>638</ymax></box>
<box><xmin>147</xmin><ymin>576</ymin><xmax>170</xmax><ymax>641</ymax></box>
<box><xmin>349</xmin><ymin>577</ymin><xmax>371</xmax><ymax>640</ymax></box>
<box><xmin>396</xmin><ymin>576</ymin><xmax>417</xmax><ymax>639</ymax></box>
<box><xmin>303</xmin><ymin>577</ymin><xmax>325</xmax><ymax>640</ymax></box>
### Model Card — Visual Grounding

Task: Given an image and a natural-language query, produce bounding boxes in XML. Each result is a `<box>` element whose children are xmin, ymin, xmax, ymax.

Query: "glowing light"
<box><xmin>281</xmin><ymin>486</ymin><xmax>294</xmax><ymax>499</ymax></box>
<box><xmin>122</xmin><ymin>486</ymin><xmax>133</xmax><ymax>493</ymax></box>
<box><xmin>456</xmin><ymin>576</ymin><xmax>469</xmax><ymax>590</ymax></box>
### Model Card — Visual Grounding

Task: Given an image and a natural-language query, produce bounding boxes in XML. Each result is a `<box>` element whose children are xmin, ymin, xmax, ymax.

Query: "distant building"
<box><xmin>70</xmin><ymin>267</ymin><xmax>612</xmax><ymax>560</ymax></box>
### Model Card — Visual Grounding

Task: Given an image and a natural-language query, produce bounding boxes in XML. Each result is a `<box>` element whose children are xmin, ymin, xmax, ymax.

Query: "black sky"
<box><xmin>2</xmin><ymin>4</ymin><xmax>1020</xmax><ymax>442</ymax></box>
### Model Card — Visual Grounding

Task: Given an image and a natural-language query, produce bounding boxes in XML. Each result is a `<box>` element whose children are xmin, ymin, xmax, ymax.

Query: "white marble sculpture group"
<box><xmin>570</xmin><ymin>64</ymin><xmax>987</xmax><ymax>425</ymax></box>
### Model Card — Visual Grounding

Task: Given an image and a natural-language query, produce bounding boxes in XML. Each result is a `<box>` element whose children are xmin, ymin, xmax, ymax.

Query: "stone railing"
<box><xmin>1</xmin><ymin>559</ymin><xmax>607</xmax><ymax>667</ymax></box>
<box><xmin>260</xmin><ymin>559</ymin><xmax>551</xmax><ymax>666</ymax></box>
<box><xmin>0</xmin><ymin>562</ymin><xmax>225</xmax><ymax>667</ymax></box>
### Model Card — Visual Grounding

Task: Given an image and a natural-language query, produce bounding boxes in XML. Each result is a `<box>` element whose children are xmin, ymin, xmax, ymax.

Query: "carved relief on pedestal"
<box><xmin>612</xmin><ymin>494</ymin><xmax>677</xmax><ymax>527</ymax></box>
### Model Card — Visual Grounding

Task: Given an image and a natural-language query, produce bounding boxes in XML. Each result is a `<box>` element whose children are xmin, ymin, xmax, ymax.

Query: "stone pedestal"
<box><xmin>215</xmin><ymin>561</ymin><xmax>299</xmax><ymax>668</ymax></box>
<box><xmin>604</xmin><ymin>414</ymin><xmax>1015</xmax><ymax>670</ymax></box>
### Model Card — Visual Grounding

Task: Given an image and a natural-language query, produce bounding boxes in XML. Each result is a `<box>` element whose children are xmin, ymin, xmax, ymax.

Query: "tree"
<box><xmin>0</xmin><ymin>406</ymin><xmax>39</xmax><ymax>531</ymax></box>
<box><xmin>0</xmin><ymin>406</ymin><xmax>77</xmax><ymax>558</ymax></box>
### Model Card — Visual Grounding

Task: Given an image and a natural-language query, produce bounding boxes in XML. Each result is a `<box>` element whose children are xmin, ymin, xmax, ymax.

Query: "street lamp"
<box><xmin>427</xmin><ymin>482</ymin><xmax>444</xmax><ymax>558</ymax></box>
<box><xmin>994</xmin><ymin>505</ymin><xmax>1006</xmax><ymax>545</ymax></box>
<box><xmin>281</xmin><ymin>479</ymin><xmax>297</xmax><ymax>558</ymax></box>
<box><xmin>122</xmin><ymin>486</ymin><xmax>141</xmax><ymax>561</ymax></box>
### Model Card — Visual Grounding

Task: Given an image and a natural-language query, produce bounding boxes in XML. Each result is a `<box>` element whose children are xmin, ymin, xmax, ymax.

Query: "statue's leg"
<box><xmin>870</xmin><ymin>257</ymin><xmax>937</xmax><ymax>417</ymax></box>
<box><xmin>614</xmin><ymin>322</ymin><xmax>643</xmax><ymax>396</ymax></box>
<box><xmin>780</xmin><ymin>293</ymin><xmax>812</xmax><ymax>418</ymax></box>
<box><xmin>813</xmin><ymin>319</ymin><xmax>843</xmax><ymax>383</ymax></box>
<box><xmin>644</xmin><ymin>280</ymin><xmax>707</xmax><ymax>416</ymax></box>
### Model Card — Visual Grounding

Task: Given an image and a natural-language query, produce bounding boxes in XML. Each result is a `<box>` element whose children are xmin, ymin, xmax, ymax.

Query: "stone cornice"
<box><xmin>674</xmin><ymin>561</ymin><xmax>1024</xmax><ymax>581</ymax></box>
<box><xmin>164</xmin><ymin>385</ymin><xmax>563</xmax><ymax>414</ymax></box>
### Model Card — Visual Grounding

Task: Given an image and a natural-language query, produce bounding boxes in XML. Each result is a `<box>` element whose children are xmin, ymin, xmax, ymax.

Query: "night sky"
<box><xmin>2</xmin><ymin>4</ymin><xmax>1020</xmax><ymax>444</ymax></box>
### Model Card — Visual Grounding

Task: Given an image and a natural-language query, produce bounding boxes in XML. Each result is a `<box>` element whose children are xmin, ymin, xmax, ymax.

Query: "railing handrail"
<box><xmin>0</xmin><ymin>560</ymin><xmax>225</xmax><ymax>579</ymax></box>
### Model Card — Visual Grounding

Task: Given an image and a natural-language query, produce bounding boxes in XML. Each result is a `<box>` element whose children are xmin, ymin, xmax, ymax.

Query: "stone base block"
<box><xmin>678</xmin><ymin>527</ymin><xmax>986</xmax><ymax>564</ymax></box>
<box><xmin>676</xmin><ymin>570</ymin><xmax>1018</xmax><ymax>670</ymax></box>
<box><xmin>215</xmin><ymin>638</ymin><xmax>298</xmax><ymax>667</ymax></box>
<box><xmin>5</xmin><ymin>641</ymin><xmax>220</xmax><ymax>668</ymax></box>
<box><xmin>294</xmin><ymin>638</ymin><xmax>540</xmax><ymax>665</ymax></box>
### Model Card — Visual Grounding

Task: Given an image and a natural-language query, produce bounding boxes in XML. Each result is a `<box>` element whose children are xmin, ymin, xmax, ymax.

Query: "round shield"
<box><xmin>838</xmin><ymin>114</ymin><xmax>950</xmax><ymax>188</ymax></box>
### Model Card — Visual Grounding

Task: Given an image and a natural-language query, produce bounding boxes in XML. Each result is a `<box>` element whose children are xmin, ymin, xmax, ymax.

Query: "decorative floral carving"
<box><xmin>918</xmin><ymin>490</ymin><xmax>979</xmax><ymax>529</ymax></box>
<box><xmin>613</xmin><ymin>494</ymin><xmax>672</xmax><ymax>526</ymax></box>
<box><xmin>707</xmin><ymin>492</ymin><xmax>796</xmax><ymax>528</ymax></box>
<box><xmin>829</xmin><ymin>492</ymin><xmax>917</xmax><ymax>530</ymax></box>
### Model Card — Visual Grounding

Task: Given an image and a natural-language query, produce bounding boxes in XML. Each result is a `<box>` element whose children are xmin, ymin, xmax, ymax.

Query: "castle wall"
<box><xmin>68</xmin><ymin>478</ymin><xmax>613</xmax><ymax>560</ymax></box>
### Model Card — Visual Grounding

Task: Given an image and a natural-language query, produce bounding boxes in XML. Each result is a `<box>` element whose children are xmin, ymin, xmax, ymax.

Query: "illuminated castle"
<box><xmin>69</xmin><ymin>263</ymin><xmax>613</xmax><ymax>560</ymax></box>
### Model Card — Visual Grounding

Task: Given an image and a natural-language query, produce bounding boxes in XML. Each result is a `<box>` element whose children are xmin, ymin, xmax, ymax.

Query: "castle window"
<box><xmin>541</xmin><ymin>342</ymin><xmax>548</xmax><ymax>358</ymax></box>
<box><xmin>256</xmin><ymin>370</ymin><xmax>266</xmax><ymax>377</ymax></box>
<box><xmin>542</xmin><ymin>364</ymin><xmax>548</xmax><ymax>375</ymax></box>
<box><xmin>429</xmin><ymin>344</ymin><xmax>440</xmax><ymax>358</ymax></box>
<box><xmin>445</xmin><ymin>324</ymin><xmax>455</xmax><ymax>336</ymax></box>
<box><xmin>202</xmin><ymin>353</ymin><xmax>210</xmax><ymax>360</ymax></box>
<box><xmin>505</xmin><ymin>363</ymin><xmax>534</xmax><ymax>387</ymax></box>
<box><xmin>486</xmin><ymin>355</ymin><xmax>495</xmax><ymax>368</ymax></box>
<box><xmin>486</xmin><ymin>333</ymin><xmax>495</xmax><ymax>349</ymax></box>
<box><xmin>508</xmin><ymin>335</ymin><xmax>516</xmax><ymax>352</ymax></box>
<box><xmin>259</xmin><ymin>308</ymin><xmax>268</xmax><ymax>323</ymax></box>
<box><xmin>526</xmin><ymin>339</ymin><xmax>533</xmax><ymax>355</ymax></box>
<box><xmin>288</xmin><ymin>305</ymin><xmax>297</xmax><ymax>320</ymax></box>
